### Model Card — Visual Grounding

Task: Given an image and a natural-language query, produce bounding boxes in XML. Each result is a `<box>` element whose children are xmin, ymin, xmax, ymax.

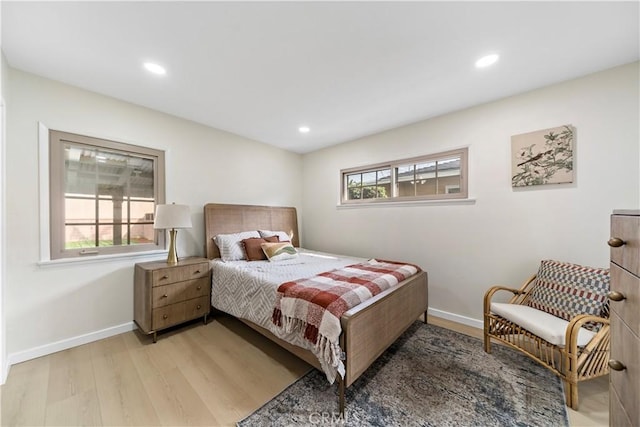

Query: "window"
<box><xmin>49</xmin><ymin>130</ymin><xmax>165</xmax><ymax>260</ymax></box>
<box><xmin>341</xmin><ymin>148</ymin><xmax>468</xmax><ymax>204</ymax></box>
<box><xmin>345</xmin><ymin>168</ymin><xmax>391</xmax><ymax>200</ymax></box>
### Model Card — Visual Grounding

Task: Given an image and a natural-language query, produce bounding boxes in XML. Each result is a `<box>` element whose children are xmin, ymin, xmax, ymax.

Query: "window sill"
<box><xmin>37</xmin><ymin>250</ymin><xmax>169</xmax><ymax>268</ymax></box>
<box><xmin>337</xmin><ymin>198</ymin><xmax>476</xmax><ymax>209</ymax></box>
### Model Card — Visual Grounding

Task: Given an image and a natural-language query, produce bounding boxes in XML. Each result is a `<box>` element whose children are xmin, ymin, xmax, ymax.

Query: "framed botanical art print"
<box><xmin>511</xmin><ymin>125</ymin><xmax>574</xmax><ymax>187</ymax></box>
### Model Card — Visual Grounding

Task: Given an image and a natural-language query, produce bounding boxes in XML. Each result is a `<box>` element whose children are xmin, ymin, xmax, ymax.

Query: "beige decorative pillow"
<box><xmin>261</xmin><ymin>241</ymin><xmax>298</xmax><ymax>262</ymax></box>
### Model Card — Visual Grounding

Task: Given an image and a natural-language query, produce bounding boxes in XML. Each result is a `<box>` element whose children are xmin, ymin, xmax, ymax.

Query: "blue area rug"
<box><xmin>238</xmin><ymin>321</ymin><xmax>568</xmax><ymax>426</ymax></box>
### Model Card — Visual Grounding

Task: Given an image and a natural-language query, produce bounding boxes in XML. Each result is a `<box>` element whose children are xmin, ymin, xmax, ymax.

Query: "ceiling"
<box><xmin>2</xmin><ymin>1</ymin><xmax>639</xmax><ymax>154</ymax></box>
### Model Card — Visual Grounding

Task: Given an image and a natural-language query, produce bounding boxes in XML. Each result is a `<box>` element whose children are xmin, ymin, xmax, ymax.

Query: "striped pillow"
<box><xmin>525</xmin><ymin>260</ymin><xmax>610</xmax><ymax>330</ymax></box>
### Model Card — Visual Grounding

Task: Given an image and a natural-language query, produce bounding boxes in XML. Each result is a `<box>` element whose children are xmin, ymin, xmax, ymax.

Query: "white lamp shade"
<box><xmin>153</xmin><ymin>204</ymin><xmax>192</xmax><ymax>229</ymax></box>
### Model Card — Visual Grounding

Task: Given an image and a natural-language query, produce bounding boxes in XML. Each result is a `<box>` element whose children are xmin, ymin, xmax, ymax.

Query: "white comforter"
<box><xmin>210</xmin><ymin>248</ymin><xmax>365</xmax><ymax>382</ymax></box>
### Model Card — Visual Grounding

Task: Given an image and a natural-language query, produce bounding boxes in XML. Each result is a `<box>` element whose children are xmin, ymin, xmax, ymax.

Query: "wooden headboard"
<box><xmin>204</xmin><ymin>203</ymin><xmax>300</xmax><ymax>259</ymax></box>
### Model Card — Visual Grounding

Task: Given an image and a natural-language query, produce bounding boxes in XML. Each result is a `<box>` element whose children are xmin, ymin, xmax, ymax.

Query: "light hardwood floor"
<box><xmin>1</xmin><ymin>315</ymin><xmax>608</xmax><ymax>426</ymax></box>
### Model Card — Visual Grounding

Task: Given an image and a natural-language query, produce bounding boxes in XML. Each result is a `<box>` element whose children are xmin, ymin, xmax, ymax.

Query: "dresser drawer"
<box><xmin>610</xmin><ymin>386</ymin><xmax>633</xmax><ymax>427</ymax></box>
<box><xmin>610</xmin><ymin>264</ymin><xmax>639</xmax><ymax>336</ymax></box>
<box><xmin>610</xmin><ymin>313</ymin><xmax>640</xmax><ymax>427</ymax></box>
<box><xmin>183</xmin><ymin>277</ymin><xmax>210</xmax><ymax>300</ymax></box>
<box><xmin>152</xmin><ymin>262</ymin><xmax>209</xmax><ymax>286</ymax></box>
<box><xmin>152</xmin><ymin>282</ymin><xmax>186</xmax><ymax>308</ymax></box>
<box><xmin>186</xmin><ymin>296</ymin><xmax>210</xmax><ymax>319</ymax></box>
<box><xmin>611</xmin><ymin>215</ymin><xmax>640</xmax><ymax>276</ymax></box>
<box><xmin>152</xmin><ymin>302</ymin><xmax>187</xmax><ymax>330</ymax></box>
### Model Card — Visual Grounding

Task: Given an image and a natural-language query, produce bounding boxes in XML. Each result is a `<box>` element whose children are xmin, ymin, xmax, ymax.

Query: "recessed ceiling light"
<box><xmin>298</xmin><ymin>126</ymin><xmax>310</xmax><ymax>134</ymax></box>
<box><xmin>143</xmin><ymin>62</ymin><xmax>166</xmax><ymax>75</ymax></box>
<box><xmin>475</xmin><ymin>54</ymin><xmax>499</xmax><ymax>68</ymax></box>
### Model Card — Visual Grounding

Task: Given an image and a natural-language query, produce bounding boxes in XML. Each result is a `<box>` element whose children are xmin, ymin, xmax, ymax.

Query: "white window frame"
<box><xmin>39</xmin><ymin>124</ymin><xmax>167</xmax><ymax>262</ymax></box>
<box><xmin>340</xmin><ymin>147</ymin><xmax>468</xmax><ymax>205</ymax></box>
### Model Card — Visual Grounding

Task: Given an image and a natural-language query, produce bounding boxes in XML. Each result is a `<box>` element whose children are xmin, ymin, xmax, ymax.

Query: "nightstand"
<box><xmin>134</xmin><ymin>257</ymin><xmax>211</xmax><ymax>342</ymax></box>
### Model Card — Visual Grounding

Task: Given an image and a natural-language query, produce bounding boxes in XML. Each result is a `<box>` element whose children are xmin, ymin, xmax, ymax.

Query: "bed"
<box><xmin>204</xmin><ymin>203</ymin><xmax>428</xmax><ymax>413</ymax></box>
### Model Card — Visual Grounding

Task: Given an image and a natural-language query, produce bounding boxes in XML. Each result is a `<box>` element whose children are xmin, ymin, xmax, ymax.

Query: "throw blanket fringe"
<box><xmin>273</xmin><ymin>312</ymin><xmax>343</xmax><ymax>370</ymax></box>
<box><xmin>272</xmin><ymin>259</ymin><xmax>420</xmax><ymax>382</ymax></box>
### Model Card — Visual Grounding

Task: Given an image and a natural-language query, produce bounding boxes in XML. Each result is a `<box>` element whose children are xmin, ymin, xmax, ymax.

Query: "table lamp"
<box><xmin>153</xmin><ymin>203</ymin><xmax>192</xmax><ymax>264</ymax></box>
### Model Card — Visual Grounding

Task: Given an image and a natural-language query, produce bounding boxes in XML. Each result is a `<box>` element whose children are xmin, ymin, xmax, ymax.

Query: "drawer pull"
<box><xmin>608</xmin><ymin>291</ymin><xmax>626</xmax><ymax>302</ymax></box>
<box><xmin>607</xmin><ymin>237</ymin><xmax>625</xmax><ymax>248</ymax></box>
<box><xmin>196</xmin><ymin>286</ymin><xmax>201</xmax><ymax>290</ymax></box>
<box><xmin>161</xmin><ymin>275</ymin><xmax>169</xmax><ymax>280</ymax></box>
<box><xmin>163</xmin><ymin>314</ymin><xmax>168</xmax><ymax>320</ymax></box>
<box><xmin>608</xmin><ymin>359</ymin><xmax>626</xmax><ymax>371</ymax></box>
<box><xmin>162</xmin><ymin>294</ymin><xmax>168</xmax><ymax>298</ymax></box>
<box><xmin>197</xmin><ymin>304</ymin><xmax>202</xmax><ymax>310</ymax></box>
<box><xmin>194</xmin><ymin>270</ymin><xmax>201</xmax><ymax>274</ymax></box>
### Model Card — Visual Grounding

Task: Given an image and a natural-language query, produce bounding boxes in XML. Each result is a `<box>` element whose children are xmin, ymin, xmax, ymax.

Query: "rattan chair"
<box><xmin>483</xmin><ymin>260</ymin><xmax>610</xmax><ymax>410</ymax></box>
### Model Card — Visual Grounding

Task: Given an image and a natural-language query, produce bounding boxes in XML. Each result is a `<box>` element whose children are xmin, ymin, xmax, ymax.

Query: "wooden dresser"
<box><xmin>608</xmin><ymin>210</ymin><xmax>639</xmax><ymax>427</ymax></box>
<box><xmin>134</xmin><ymin>257</ymin><xmax>211</xmax><ymax>342</ymax></box>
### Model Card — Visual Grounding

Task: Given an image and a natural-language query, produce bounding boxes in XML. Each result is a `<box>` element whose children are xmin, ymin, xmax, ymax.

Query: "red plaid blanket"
<box><xmin>271</xmin><ymin>259</ymin><xmax>421</xmax><ymax>377</ymax></box>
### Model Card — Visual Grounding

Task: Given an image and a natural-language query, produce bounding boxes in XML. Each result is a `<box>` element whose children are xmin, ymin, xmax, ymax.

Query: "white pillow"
<box><xmin>214</xmin><ymin>231</ymin><xmax>260</xmax><ymax>261</ymax></box>
<box><xmin>258</xmin><ymin>229</ymin><xmax>291</xmax><ymax>242</ymax></box>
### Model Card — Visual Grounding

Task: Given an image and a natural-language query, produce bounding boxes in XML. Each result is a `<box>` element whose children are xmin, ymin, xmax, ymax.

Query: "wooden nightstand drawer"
<box><xmin>186</xmin><ymin>296</ymin><xmax>210</xmax><ymax>319</ymax></box>
<box><xmin>184</xmin><ymin>277</ymin><xmax>209</xmax><ymax>300</ymax></box>
<box><xmin>152</xmin><ymin>282</ymin><xmax>185</xmax><ymax>308</ymax></box>
<box><xmin>153</xmin><ymin>302</ymin><xmax>187</xmax><ymax>330</ymax></box>
<box><xmin>152</xmin><ymin>262</ymin><xmax>209</xmax><ymax>286</ymax></box>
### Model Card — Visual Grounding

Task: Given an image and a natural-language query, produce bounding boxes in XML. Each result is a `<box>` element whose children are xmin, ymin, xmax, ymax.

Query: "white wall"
<box><xmin>301</xmin><ymin>62</ymin><xmax>640</xmax><ymax>327</ymax></box>
<box><xmin>5</xmin><ymin>68</ymin><xmax>302</xmax><ymax>361</ymax></box>
<box><xmin>0</xmin><ymin>42</ymin><xmax>7</xmax><ymax>383</ymax></box>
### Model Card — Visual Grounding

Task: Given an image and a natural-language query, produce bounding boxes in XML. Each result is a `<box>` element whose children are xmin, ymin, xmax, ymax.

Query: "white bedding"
<box><xmin>210</xmin><ymin>248</ymin><xmax>365</xmax><ymax>382</ymax></box>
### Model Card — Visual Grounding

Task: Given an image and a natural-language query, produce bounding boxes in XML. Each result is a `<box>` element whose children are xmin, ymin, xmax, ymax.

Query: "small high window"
<box><xmin>341</xmin><ymin>148</ymin><xmax>468</xmax><ymax>204</ymax></box>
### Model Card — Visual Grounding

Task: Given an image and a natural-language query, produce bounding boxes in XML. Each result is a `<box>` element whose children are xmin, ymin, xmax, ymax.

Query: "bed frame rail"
<box><xmin>341</xmin><ymin>270</ymin><xmax>428</xmax><ymax>386</ymax></box>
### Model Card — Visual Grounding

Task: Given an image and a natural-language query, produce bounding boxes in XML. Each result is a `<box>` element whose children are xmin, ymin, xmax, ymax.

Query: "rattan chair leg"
<box><xmin>483</xmin><ymin>332</ymin><xmax>492</xmax><ymax>353</ymax></box>
<box><xmin>564</xmin><ymin>380</ymin><xmax>579</xmax><ymax>410</ymax></box>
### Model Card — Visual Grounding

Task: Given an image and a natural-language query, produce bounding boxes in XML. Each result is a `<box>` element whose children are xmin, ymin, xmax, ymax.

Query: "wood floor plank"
<box><xmin>46</xmin><ymin>343</ymin><xmax>96</xmax><ymax>405</ymax></box>
<box><xmin>127</xmin><ymin>335</ymin><xmax>181</xmax><ymax>382</ymax></box>
<box><xmin>141</xmin><ymin>367</ymin><xmax>219</xmax><ymax>426</ymax></box>
<box><xmin>90</xmin><ymin>335</ymin><xmax>161</xmax><ymax>426</ymax></box>
<box><xmin>127</xmin><ymin>328</ymin><xmax>249</xmax><ymax>424</ymax></box>
<box><xmin>166</xmin><ymin>329</ymin><xmax>261</xmax><ymax>423</ymax></box>
<box><xmin>44</xmin><ymin>388</ymin><xmax>103</xmax><ymax>426</ymax></box>
<box><xmin>197</xmin><ymin>319</ymin><xmax>309</xmax><ymax>398</ymax></box>
<box><xmin>0</xmin><ymin>356</ymin><xmax>50</xmax><ymax>427</ymax></box>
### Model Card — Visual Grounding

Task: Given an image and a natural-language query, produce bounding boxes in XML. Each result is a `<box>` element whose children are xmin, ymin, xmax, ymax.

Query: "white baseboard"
<box><xmin>428</xmin><ymin>307</ymin><xmax>483</xmax><ymax>330</ymax></box>
<box><xmin>7</xmin><ymin>322</ymin><xmax>136</xmax><ymax>367</ymax></box>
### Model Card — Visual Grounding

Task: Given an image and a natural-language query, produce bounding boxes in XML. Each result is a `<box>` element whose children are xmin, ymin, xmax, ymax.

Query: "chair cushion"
<box><xmin>490</xmin><ymin>302</ymin><xmax>596</xmax><ymax>347</ymax></box>
<box><xmin>525</xmin><ymin>260</ymin><xmax>609</xmax><ymax>330</ymax></box>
